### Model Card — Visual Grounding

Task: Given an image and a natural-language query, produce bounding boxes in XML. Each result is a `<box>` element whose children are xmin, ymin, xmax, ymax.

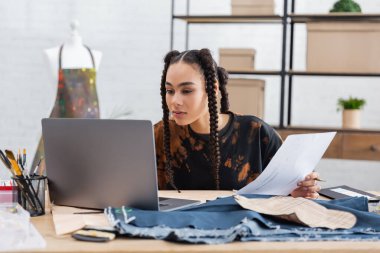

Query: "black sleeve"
<box><xmin>260</xmin><ymin>124</ymin><xmax>283</xmax><ymax>169</ymax></box>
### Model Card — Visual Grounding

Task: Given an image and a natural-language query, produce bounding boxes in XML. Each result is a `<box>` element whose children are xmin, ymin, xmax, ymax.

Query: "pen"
<box><xmin>0</xmin><ymin>150</ymin><xmax>12</xmax><ymax>170</ymax></box>
<box><xmin>23</xmin><ymin>148</ymin><xmax>26</xmax><ymax>167</ymax></box>
<box><xmin>32</xmin><ymin>157</ymin><xmax>43</xmax><ymax>176</ymax></box>
<box><xmin>38</xmin><ymin>159</ymin><xmax>46</xmax><ymax>176</ymax></box>
<box><xmin>315</xmin><ymin>178</ymin><xmax>326</xmax><ymax>182</ymax></box>
<box><xmin>5</xmin><ymin>150</ymin><xmax>23</xmax><ymax>176</ymax></box>
<box><xmin>18</xmin><ymin>149</ymin><xmax>23</xmax><ymax>168</ymax></box>
<box><xmin>17</xmin><ymin>150</ymin><xmax>27</xmax><ymax>177</ymax></box>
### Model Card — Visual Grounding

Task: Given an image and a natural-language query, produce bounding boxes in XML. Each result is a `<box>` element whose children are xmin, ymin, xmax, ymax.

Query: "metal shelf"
<box><xmin>228</xmin><ymin>70</ymin><xmax>380</xmax><ymax>77</ymax></box>
<box><xmin>229</xmin><ymin>70</ymin><xmax>282</xmax><ymax>76</ymax></box>
<box><xmin>288</xmin><ymin>71</ymin><xmax>380</xmax><ymax>77</ymax></box>
<box><xmin>174</xmin><ymin>14</ymin><xmax>380</xmax><ymax>24</ymax></box>
<box><xmin>173</xmin><ymin>15</ymin><xmax>283</xmax><ymax>24</ymax></box>
<box><xmin>290</xmin><ymin>13</ymin><xmax>380</xmax><ymax>23</ymax></box>
<box><xmin>275</xmin><ymin>126</ymin><xmax>380</xmax><ymax>134</ymax></box>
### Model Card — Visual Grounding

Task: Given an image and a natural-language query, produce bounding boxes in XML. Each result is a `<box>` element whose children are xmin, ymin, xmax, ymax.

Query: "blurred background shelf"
<box><xmin>290</xmin><ymin>13</ymin><xmax>380</xmax><ymax>23</ymax></box>
<box><xmin>173</xmin><ymin>15</ymin><xmax>283</xmax><ymax>24</ymax></box>
<box><xmin>171</xmin><ymin>0</ymin><xmax>380</xmax><ymax>161</ymax></box>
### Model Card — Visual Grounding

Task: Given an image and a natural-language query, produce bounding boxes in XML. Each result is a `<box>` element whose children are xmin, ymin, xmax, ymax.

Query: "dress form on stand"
<box><xmin>44</xmin><ymin>20</ymin><xmax>102</xmax><ymax>90</ymax></box>
<box><xmin>32</xmin><ymin>20</ymin><xmax>103</xmax><ymax>170</ymax></box>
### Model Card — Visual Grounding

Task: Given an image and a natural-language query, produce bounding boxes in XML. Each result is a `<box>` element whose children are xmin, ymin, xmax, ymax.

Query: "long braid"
<box><xmin>160</xmin><ymin>50</ymin><xmax>180</xmax><ymax>191</ymax></box>
<box><xmin>160</xmin><ymin>49</ymin><xmax>226</xmax><ymax>190</ymax></box>
<box><xmin>217</xmin><ymin>66</ymin><xmax>230</xmax><ymax>114</ymax></box>
<box><xmin>198</xmin><ymin>49</ymin><xmax>221</xmax><ymax>190</ymax></box>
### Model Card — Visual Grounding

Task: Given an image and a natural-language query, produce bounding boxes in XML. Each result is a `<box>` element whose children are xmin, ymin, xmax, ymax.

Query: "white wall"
<box><xmin>0</xmin><ymin>0</ymin><xmax>171</xmax><ymax>176</ymax></box>
<box><xmin>0</xmin><ymin>0</ymin><xmax>379</xmax><ymax>188</ymax></box>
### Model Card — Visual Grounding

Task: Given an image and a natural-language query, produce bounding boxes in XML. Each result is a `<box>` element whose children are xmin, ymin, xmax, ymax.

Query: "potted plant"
<box><xmin>330</xmin><ymin>0</ymin><xmax>361</xmax><ymax>13</ymax></box>
<box><xmin>337</xmin><ymin>96</ymin><xmax>366</xmax><ymax>129</ymax></box>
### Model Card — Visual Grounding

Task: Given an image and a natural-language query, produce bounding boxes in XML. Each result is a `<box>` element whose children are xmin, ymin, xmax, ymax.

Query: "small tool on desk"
<box><xmin>38</xmin><ymin>158</ymin><xmax>46</xmax><ymax>176</ymax></box>
<box><xmin>5</xmin><ymin>150</ymin><xmax>24</xmax><ymax>177</ymax></box>
<box><xmin>18</xmin><ymin>149</ymin><xmax>21</xmax><ymax>165</ymax></box>
<box><xmin>0</xmin><ymin>150</ymin><xmax>12</xmax><ymax>170</ymax></box>
<box><xmin>17</xmin><ymin>150</ymin><xmax>27</xmax><ymax>176</ymax></box>
<box><xmin>31</xmin><ymin>156</ymin><xmax>44</xmax><ymax>176</ymax></box>
<box><xmin>22</xmin><ymin>148</ymin><xmax>26</xmax><ymax>167</ymax></box>
<box><xmin>72</xmin><ymin>229</ymin><xmax>116</xmax><ymax>242</ymax></box>
<box><xmin>30</xmin><ymin>155</ymin><xmax>46</xmax><ymax>204</ymax></box>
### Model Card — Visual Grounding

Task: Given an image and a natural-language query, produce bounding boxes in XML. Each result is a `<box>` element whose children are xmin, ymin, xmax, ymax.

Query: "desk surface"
<box><xmin>29</xmin><ymin>191</ymin><xmax>380</xmax><ymax>253</ymax></box>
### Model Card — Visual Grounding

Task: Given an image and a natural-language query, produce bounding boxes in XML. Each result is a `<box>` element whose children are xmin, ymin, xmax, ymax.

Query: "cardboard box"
<box><xmin>231</xmin><ymin>0</ymin><xmax>274</xmax><ymax>15</ymax></box>
<box><xmin>307</xmin><ymin>22</ymin><xmax>380</xmax><ymax>73</ymax></box>
<box><xmin>225</xmin><ymin>78</ymin><xmax>265</xmax><ymax>118</ymax></box>
<box><xmin>219</xmin><ymin>48</ymin><xmax>256</xmax><ymax>72</ymax></box>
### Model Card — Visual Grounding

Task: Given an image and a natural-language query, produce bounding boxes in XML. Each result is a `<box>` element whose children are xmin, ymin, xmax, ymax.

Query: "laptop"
<box><xmin>42</xmin><ymin>118</ymin><xmax>200</xmax><ymax>211</ymax></box>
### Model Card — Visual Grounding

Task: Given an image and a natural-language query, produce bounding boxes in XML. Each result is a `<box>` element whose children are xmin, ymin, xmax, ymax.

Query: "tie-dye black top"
<box><xmin>154</xmin><ymin>112</ymin><xmax>282</xmax><ymax>190</ymax></box>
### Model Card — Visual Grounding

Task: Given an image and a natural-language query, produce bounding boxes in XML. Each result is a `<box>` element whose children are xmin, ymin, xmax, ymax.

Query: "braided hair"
<box><xmin>160</xmin><ymin>49</ymin><xmax>230</xmax><ymax>190</ymax></box>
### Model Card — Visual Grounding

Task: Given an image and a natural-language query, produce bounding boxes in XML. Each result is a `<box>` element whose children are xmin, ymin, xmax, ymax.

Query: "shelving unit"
<box><xmin>170</xmin><ymin>0</ymin><xmax>380</xmax><ymax>160</ymax></box>
<box><xmin>172</xmin><ymin>15</ymin><xmax>283</xmax><ymax>23</ymax></box>
<box><xmin>290</xmin><ymin>13</ymin><xmax>380</xmax><ymax>23</ymax></box>
<box><xmin>170</xmin><ymin>0</ymin><xmax>289</xmax><ymax>128</ymax></box>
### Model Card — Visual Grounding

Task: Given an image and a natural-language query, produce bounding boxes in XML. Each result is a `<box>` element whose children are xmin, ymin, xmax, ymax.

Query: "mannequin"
<box><xmin>43</xmin><ymin>19</ymin><xmax>102</xmax><ymax>118</ymax></box>
<box><xmin>32</xmin><ymin>20</ymin><xmax>103</xmax><ymax>169</ymax></box>
<box><xmin>44</xmin><ymin>20</ymin><xmax>102</xmax><ymax>80</ymax></box>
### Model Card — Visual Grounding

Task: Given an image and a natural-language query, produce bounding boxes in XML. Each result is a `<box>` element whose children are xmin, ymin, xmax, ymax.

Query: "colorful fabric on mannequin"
<box><xmin>31</xmin><ymin>45</ymin><xmax>100</xmax><ymax>170</ymax></box>
<box><xmin>50</xmin><ymin>45</ymin><xmax>99</xmax><ymax>118</ymax></box>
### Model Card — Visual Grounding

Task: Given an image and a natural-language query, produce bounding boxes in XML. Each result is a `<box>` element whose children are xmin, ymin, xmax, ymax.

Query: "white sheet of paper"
<box><xmin>237</xmin><ymin>132</ymin><xmax>336</xmax><ymax>195</ymax></box>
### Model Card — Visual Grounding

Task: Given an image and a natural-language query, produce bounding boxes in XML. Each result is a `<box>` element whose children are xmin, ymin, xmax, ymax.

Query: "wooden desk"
<box><xmin>29</xmin><ymin>191</ymin><xmax>380</xmax><ymax>253</ymax></box>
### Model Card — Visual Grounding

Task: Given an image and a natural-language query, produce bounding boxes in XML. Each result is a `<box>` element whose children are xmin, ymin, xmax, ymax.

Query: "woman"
<box><xmin>154</xmin><ymin>49</ymin><xmax>320</xmax><ymax>198</ymax></box>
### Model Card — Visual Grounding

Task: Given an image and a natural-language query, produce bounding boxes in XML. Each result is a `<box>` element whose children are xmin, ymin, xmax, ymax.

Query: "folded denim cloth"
<box><xmin>105</xmin><ymin>195</ymin><xmax>380</xmax><ymax>244</ymax></box>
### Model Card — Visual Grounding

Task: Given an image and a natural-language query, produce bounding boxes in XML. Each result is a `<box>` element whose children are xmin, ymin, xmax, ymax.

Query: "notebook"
<box><xmin>320</xmin><ymin>185</ymin><xmax>380</xmax><ymax>203</ymax></box>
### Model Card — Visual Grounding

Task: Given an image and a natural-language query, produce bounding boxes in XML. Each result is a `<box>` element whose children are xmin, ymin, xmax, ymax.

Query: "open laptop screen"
<box><xmin>43</xmin><ymin>118</ymin><xmax>160</xmax><ymax>210</ymax></box>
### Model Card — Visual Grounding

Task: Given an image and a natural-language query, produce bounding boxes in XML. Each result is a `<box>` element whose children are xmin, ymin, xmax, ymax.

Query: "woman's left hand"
<box><xmin>290</xmin><ymin>172</ymin><xmax>321</xmax><ymax>199</ymax></box>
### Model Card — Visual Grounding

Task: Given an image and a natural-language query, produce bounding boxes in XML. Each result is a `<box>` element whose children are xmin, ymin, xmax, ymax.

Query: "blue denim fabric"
<box><xmin>105</xmin><ymin>195</ymin><xmax>380</xmax><ymax>244</ymax></box>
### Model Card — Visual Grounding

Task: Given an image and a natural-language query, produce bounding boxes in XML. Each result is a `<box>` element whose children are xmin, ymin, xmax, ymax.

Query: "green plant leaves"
<box><xmin>337</xmin><ymin>96</ymin><xmax>366</xmax><ymax>110</ymax></box>
<box><xmin>330</xmin><ymin>0</ymin><xmax>362</xmax><ymax>13</ymax></box>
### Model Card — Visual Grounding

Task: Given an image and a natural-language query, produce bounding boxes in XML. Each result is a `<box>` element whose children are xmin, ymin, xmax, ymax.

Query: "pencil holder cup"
<box><xmin>12</xmin><ymin>175</ymin><xmax>47</xmax><ymax>217</ymax></box>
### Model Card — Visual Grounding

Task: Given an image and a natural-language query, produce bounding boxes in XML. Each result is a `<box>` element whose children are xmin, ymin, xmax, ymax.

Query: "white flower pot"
<box><xmin>342</xmin><ymin>109</ymin><xmax>361</xmax><ymax>129</ymax></box>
